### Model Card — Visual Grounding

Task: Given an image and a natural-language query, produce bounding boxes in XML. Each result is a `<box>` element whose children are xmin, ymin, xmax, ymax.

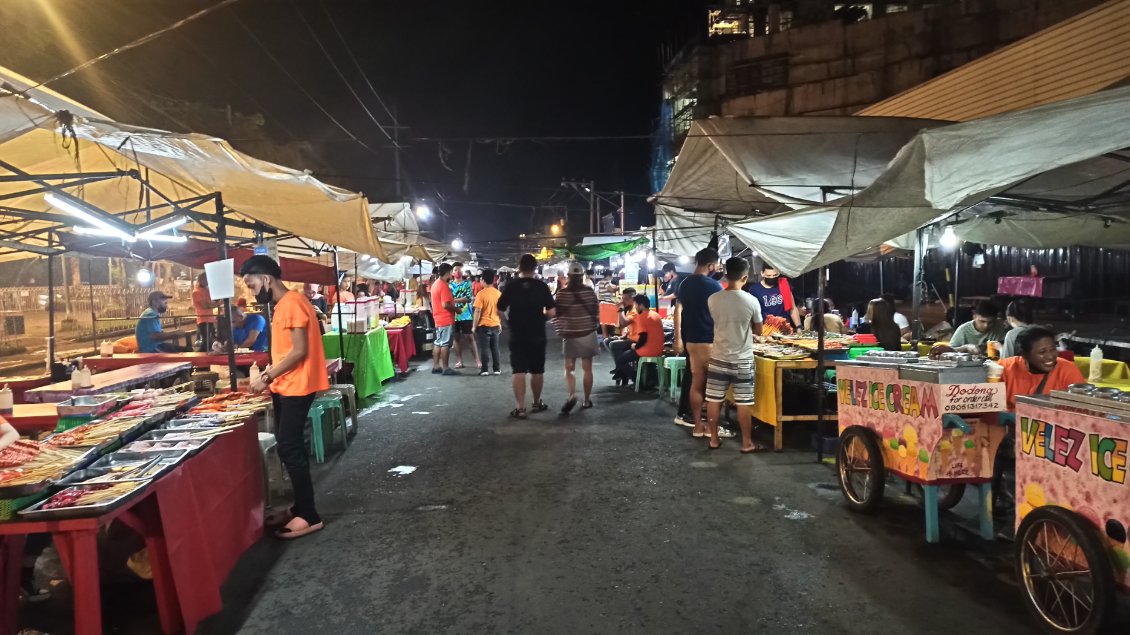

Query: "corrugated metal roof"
<box><xmin>858</xmin><ymin>0</ymin><xmax>1130</xmax><ymax>121</ymax></box>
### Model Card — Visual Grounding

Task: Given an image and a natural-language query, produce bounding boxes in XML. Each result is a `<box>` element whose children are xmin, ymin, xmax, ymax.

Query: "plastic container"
<box><xmin>79</xmin><ymin>367</ymin><xmax>93</xmax><ymax>388</ymax></box>
<box><xmin>0</xmin><ymin>384</ymin><xmax>12</xmax><ymax>415</ymax></box>
<box><xmin>1089</xmin><ymin>345</ymin><xmax>1104</xmax><ymax>384</ymax></box>
<box><xmin>71</xmin><ymin>368</ymin><xmax>81</xmax><ymax>390</ymax></box>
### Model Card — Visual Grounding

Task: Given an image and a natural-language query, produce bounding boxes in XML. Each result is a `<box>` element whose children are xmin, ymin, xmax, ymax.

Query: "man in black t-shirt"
<box><xmin>498</xmin><ymin>254</ymin><xmax>556</xmax><ymax>419</ymax></box>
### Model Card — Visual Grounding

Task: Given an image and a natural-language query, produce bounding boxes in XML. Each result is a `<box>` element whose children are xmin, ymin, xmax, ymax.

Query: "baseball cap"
<box><xmin>567</xmin><ymin>261</ymin><xmax>585</xmax><ymax>276</ymax></box>
<box><xmin>147</xmin><ymin>291</ymin><xmax>171</xmax><ymax>303</ymax></box>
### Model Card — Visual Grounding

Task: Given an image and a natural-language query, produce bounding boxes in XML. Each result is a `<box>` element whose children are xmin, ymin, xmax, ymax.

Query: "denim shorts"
<box><xmin>434</xmin><ymin>325</ymin><xmax>454</xmax><ymax>348</ymax></box>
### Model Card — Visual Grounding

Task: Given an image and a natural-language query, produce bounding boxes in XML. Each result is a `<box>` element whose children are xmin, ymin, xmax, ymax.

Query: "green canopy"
<box><xmin>556</xmin><ymin>237</ymin><xmax>648</xmax><ymax>261</ymax></box>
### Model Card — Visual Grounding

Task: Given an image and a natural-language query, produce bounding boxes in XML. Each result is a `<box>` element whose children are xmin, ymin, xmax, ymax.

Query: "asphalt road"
<box><xmin>18</xmin><ymin>333</ymin><xmax>1125</xmax><ymax>634</ymax></box>
<box><xmin>202</xmin><ymin>335</ymin><xmax>1060</xmax><ymax>635</ymax></box>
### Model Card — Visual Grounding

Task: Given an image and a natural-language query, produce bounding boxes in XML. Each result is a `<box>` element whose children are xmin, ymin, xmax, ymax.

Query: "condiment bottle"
<box><xmin>0</xmin><ymin>384</ymin><xmax>12</xmax><ymax>414</ymax></box>
<box><xmin>79</xmin><ymin>366</ymin><xmax>93</xmax><ymax>388</ymax></box>
<box><xmin>71</xmin><ymin>367</ymin><xmax>82</xmax><ymax>390</ymax></box>
<box><xmin>1089</xmin><ymin>346</ymin><xmax>1104</xmax><ymax>384</ymax></box>
<box><xmin>249</xmin><ymin>362</ymin><xmax>261</xmax><ymax>383</ymax></box>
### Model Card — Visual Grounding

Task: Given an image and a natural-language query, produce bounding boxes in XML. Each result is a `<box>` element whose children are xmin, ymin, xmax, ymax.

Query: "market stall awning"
<box><xmin>653</xmin><ymin>116</ymin><xmax>945</xmax><ymax>214</ymax></box>
<box><xmin>724</xmin><ymin>86</ymin><xmax>1130</xmax><ymax>276</ymax></box>
<box><xmin>557</xmin><ymin>236</ymin><xmax>648</xmax><ymax>261</ymax></box>
<box><xmin>0</xmin><ymin>64</ymin><xmax>387</xmax><ymax>262</ymax></box>
<box><xmin>56</xmin><ymin>234</ymin><xmax>337</xmax><ymax>284</ymax></box>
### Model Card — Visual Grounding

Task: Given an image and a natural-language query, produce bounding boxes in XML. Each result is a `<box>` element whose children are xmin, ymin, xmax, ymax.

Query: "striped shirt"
<box><xmin>554</xmin><ymin>285</ymin><xmax>600</xmax><ymax>338</ymax></box>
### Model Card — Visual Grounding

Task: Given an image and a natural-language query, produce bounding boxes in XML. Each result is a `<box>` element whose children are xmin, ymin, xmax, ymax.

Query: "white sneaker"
<box><xmin>492</xmin><ymin>371</ymin><xmax>501</xmax><ymax>375</ymax></box>
<box><xmin>673</xmin><ymin>415</ymin><xmax>695</xmax><ymax>428</ymax></box>
<box><xmin>479</xmin><ymin>371</ymin><xmax>489</xmax><ymax>376</ymax></box>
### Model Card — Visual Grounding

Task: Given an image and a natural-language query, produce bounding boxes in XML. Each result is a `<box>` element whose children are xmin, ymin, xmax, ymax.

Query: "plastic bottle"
<box><xmin>0</xmin><ymin>384</ymin><xmax>12</xmax><ymax>414</ymax></box>
<box><xmin>1089</xmin><ymin>345</ymin><xmax>1104</xmax><ymax>384</ymax></box>
<box><xmin>71</xmin><ymin>367</ymin><xmax>82</xmax><ymax>390</ymax></box>
<box><xmin>850</xmin><ymin>308</ymin><xmax>860</xmax><ymax>330</ymax></box>
<box><xmin>249</xmin><ymin>362</ymin><xmax>261</xmax><ymax>383</ymax></box>
<box><xmin>79</xmin><ymin>366</ymin><xmax>93</xmax><ymax>388</ymax></box>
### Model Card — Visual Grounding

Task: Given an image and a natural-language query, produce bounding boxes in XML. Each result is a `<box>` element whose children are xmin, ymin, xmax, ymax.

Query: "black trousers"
<box><xmin>195</xmin><ymin>323</ymin><xmax>214</xmax><ymax>352</ymax></box>
<box><xmin>273</xmin><ymin>392</ymin><xmax>320</xmax><ymax>524</ymax></box>
<box><xmin>678</xmin><ymin>364</ymin><xmax>694</xmax><ymax>419</ymax></box>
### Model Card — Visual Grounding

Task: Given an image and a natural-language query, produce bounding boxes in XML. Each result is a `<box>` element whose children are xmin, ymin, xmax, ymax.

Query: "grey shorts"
<box><xmin>562</xmin><ymin>332</ymin><xmax>599</xmax><ymax>359</ymax></box>
<box><xmin>434</xmin><ymin>325</ymin><xmax>453</xmax><ymax>348</ymax></box>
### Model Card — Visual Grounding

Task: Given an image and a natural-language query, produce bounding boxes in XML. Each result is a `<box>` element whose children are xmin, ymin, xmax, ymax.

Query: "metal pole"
<box><xmin>332</xmin><ymin>247</ymin><xmax>345</xmax><ymax>366</ymax></box>
<box><xmin>953</xmin><ymin>247</ymin><xmax>961</xmax><ymax>325</ymax></box>
<box><xmin>878</xmin><ymin>259</ymin><xmax>884</xmax><ymax>296</ymax></box>
<box><xmin>215</xmin><ymin>195</ymin><xmax>240</xmax><ymax>390</ymax></box>
<box><xmin>619</xmin><ymin>191</ymin><xmax>625</xmax><ymax>235</ymax></box>
<box><xmin>589</xmin><ymin>181</ymin><xmax>596</xmax><ymax>234</ymax></box>
<box><xmin>47</xmin><ymin>249</ymin><xmax>56</xmax><ymax>372</ymax></box>
<box><xmin>393</xmin><ymin>104</ymin><xmax>401</xmax><ymax>199</ymax></box>
<box><xmin>816</xmin><ymin>265</ymin><xmax>828</xmax><ymax>462</ymax></box>
<box><xmin>911</xmin><ymin>227</ymin><xmax>926</xmax><ymax>345</ymax></box>
<box><xmin>651</xmin><ymin>227</ymin><xmax>659</xmax><ymax>309</ymax></box>
<box><xmin>88</xmin><ymin>259</ymin><xmax>98</xmax><ymax>354</ymax></box>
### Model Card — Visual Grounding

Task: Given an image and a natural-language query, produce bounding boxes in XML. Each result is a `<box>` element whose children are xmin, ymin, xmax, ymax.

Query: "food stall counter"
<box><xmin>82</xmin><ymin>352</ymin><xmax>270</xmax><ymax>372</ymax></box>
<box><xmin>24</xmin><ymin>363</ymin><xmax>193</xmax><ymax>404</ymax></box>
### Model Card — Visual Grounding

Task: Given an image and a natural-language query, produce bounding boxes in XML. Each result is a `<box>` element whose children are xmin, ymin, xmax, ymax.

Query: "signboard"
<box><xmin>1015</xmin><ymin>400</ymin><xmax>1130</xmax><ymax>586</ymax></box>
<box><xmin>836</xmin><ymin>364</ymin><xmax>1007</xmax><ymax>483</ymax></box>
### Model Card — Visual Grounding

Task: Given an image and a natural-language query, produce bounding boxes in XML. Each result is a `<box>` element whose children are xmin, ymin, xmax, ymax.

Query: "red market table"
<box><xmin>82</xmin><ymin>352</ymin><xmax>270</xmax><ymax>372</ymax></box>
<box><xmin>0</xmin><ymin>416</ymin><xmax>264</xmax><ymax>635</ymax></box>
<box><xmin>4</xmin><ymin>403</ymin><xmax>59</xmax><ymax>434</ymax></box>
<box><xmin>23</xmin><ymin>363</ymin><xmax>193</xmax><ymax>404</ymax></box>
<box><xmin>0</xmin><ymin>375</ymin><xmax>52</xmax><ymax>405</ymax></box>
<box><xmin>385</xmin><ymin>327</ymin><xmax>416</xmax><ymax>374</ymax></box>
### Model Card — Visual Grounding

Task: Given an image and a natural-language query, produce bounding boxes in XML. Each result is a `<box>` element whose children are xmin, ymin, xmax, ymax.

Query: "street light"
<box><xmin>451</xmin><ymin>238</ymin><xmax>464</xmax><ymax>251</ymax></box>
<box><xmin>415</xmin><ymin>203</ymin><xmax>431</xmax><ymax>220</ymax></box>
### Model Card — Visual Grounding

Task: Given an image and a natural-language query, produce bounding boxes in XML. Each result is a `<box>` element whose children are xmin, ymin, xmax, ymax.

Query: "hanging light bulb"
<box><xmin>678</xmin><ymin>255</ymin><xmax>690</xmax><ymax>265</ymax></box>
<box><xmin>940</xmin><ymin>225</ymin><xmax>960</xmax><ymax>249</ymax></box>
<box><xmin>136</xmin><ymin>268</ymin><xmax>153</xmax><ymax>286</ymax></box>
<box><xmin>415</xmin><ymin>204</ymin><xmax>431</xmax><ymax>220</ymax></box>
<box><xmin>451</xmin><ymin>238</ymin><xmax>464</xmax><ymax>251</ymax></box>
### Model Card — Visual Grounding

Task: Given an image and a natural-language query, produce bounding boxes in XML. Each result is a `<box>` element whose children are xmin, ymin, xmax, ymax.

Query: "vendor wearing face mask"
<box><xmin>135</xmin><ymin>291</ymin><xmax>190</xmax><ymax>353</ymax></box>
<box><xmin>240</xmin><ymin>255</ymin><xmax>329</xmax><ymax>539</ymax></box>
<box><xmin>743</xmin><ymin>262</ymin><xmax>800</xmax><ymax>328</ymax></box>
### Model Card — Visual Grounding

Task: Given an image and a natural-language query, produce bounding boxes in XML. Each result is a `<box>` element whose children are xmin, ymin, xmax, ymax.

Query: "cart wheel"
<box><xmin>914</xmin><ymin>484</ymin><xmax>966</xmax><ymax>511</ymax></box>
<box><xmin>1016</xmin><ymin>506</ymin><xmax>1116</xmax><ymax>635</ymax></box>
<box><xmin>836</xmin><ymin>426</ymin><xmax>885</xmax><ymax>513</ymax></box>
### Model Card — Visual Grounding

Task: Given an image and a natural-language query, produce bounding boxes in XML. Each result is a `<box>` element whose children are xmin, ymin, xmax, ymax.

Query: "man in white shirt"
<box><xmin>706</xmin><ymin>257</ymin><xmax>764</xmax><ymax>452</ymax></box>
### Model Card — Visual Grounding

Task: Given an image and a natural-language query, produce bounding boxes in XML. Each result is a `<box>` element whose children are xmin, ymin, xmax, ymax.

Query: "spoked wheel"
<box><xmin>1016</xmin><ymin>506</ymin><xmax>1115</xmax><ymax>635</ymax></box>
<box><xmin>913</xmin><ymin>483</ymin><xmax>967</xmax><ymax>511</ymax></box>
<box><xmin>836</xmin><ymin>426</ymin><xmax>885</xmax><ymax>513</ymax></box>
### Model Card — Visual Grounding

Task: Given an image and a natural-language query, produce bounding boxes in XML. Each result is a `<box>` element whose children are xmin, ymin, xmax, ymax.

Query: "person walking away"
<box><xmin>706</xmin><ymin>257</ymin><xmax>764</xmax><ymax>452</ymax></box>
<box><xmin>430</xmin><ymin>263</ymin><xmax>459</xmax><ymax>375</ymax></box>
<box><xmin>673</xmin><ymin>248</ymin><xmax>722</xmax><ymax>437</ymax></box>
<box><xmin>449</xmin><ymin>262</ymin><xmax>480</xmax><ymax>370</ymax></box>
<box><xmin>192</xmin><ymin>273</ymin><xmax>221</xmax><ymax>351</ymax></box>
<box><xmin>136</xmin><ymin>291</ymin><xmax>189</xmax><ymax>353</ymax></box>
<box><xmin>554</xmin><ymin>262</ymin><xmax>600</xmax><ymax>413</ymax></box>
<box><xmin>242</xmin><ymin>255</ymin><xmax>329</xmax><ymax>539</ymax></box>
<box><xmin>473</xmin><ymin>269</ymin><xmax>503</xmax><ymax>376</ymax></box>
<box><xmin>612</xmin><ymin>294</ymin><xmax>664</xmax><ymax>386</ymax></box>
<box><xmin>744</xmin><ymin>262</ymin><xmax>801</xmax><ymax>329</ymax></box>
<box><xmin>658</xmin><ymin>263</ymin><xmax>680</xmax><ymax>312</ymax></box>
<box><xmin>497</xmin><ymin>254</ymin><xmax>556</xmax><ymax>418</ymax></box>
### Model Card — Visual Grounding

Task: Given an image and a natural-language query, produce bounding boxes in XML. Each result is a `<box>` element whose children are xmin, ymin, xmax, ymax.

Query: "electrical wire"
<box><xmin>231</xmin><ymin>12</ymin><xmax>384</xmax><ymax>158</ymax></box>
<box><xmin>318</xmin><ymin>0</ymin><xmax>397</xmax><ymax>125</ymax></box>
<box><xmin>290</xmin><ymin>0</ymin><xmax>398</xmax><ymax>146</ymax></box>
<box><xmin>20</xmin><ymin>0</ymin><xmax>244</xmax><ymax>92</ymax></box>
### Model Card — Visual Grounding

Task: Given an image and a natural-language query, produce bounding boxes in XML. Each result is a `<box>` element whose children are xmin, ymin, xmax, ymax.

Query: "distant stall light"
<box><xmin>136</xmin><ymin>268</ymin><xmax>153</xmax><ymax>286</ymax></box>
<box><xmin>940</xmin><ymin>225</ymin><xmax>960</xmax><ymax>249</ymax></box>
<box><xmin>415</xmin><ymin>204</ymin><xmax>431</xmax><ymax>220</ymax></box>
<box><xmin>451</xmin><ymin>238</ymin><xmax>464</xmax><ymax>251</ymax></box>
<box><xmin>678</xmin><ymin>255</ymin><xmax>690</xmax><ymax>265</ymax></box>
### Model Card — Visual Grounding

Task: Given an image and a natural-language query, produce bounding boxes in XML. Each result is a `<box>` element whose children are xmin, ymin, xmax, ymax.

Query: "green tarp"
<box><xmin>556</xmin><ymin>237</ymin><xmax>648</xmax><ymax>261</ymax></box>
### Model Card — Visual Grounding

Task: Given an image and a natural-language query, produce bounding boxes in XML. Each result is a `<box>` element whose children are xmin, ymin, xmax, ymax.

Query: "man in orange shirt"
<box><xmin>472</xmin><ymin>269</ymin><xmax>502</xmax><ymax>376</ymax></box>
<box><xmin>612</xmin><ymin>294</ymin><xmax>664</xmax><ymax>386</ymax></box>
<box><xmin>192</xmin><ymin>273</ymin><xmax>220</xmax><ymax>351</ymax></box>
<box><xmin>242</xmin><ymin>255</ymin><xmax>329</xmax><ymax>540</ymax></box>
<box><xmin>430</xmin><ymin>263</ymin><xmax>459</xmax><ymax>375</ymax></box>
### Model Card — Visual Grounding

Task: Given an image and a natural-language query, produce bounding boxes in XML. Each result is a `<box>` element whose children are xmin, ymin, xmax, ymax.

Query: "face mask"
<box><xmin>764</xmin><ymin>277</ymin><xmax>780</xmax><ymax>288</ymax></box>
<box><xmin>255</xmin><ymin>277</ymin><xmax>273</xmax><ymax>305</ymax></box>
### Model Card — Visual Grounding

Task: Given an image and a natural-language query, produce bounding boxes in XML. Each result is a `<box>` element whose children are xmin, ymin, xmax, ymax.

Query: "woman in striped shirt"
<box><xmin>554</xmin><ymin>262</ymin><xmax>601</xmax><ymax>413</ymax></box>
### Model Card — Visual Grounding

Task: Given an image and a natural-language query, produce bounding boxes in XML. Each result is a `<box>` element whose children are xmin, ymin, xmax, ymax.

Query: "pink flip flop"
<box><xmin>275</xmin><ymin>517</ymin><xmax>324</xmax><ymax>540</ymax></box>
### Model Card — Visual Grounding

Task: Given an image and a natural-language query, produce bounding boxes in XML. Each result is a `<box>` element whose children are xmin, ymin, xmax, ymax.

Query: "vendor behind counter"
<box><xmin>1000</xmin><ymin>326</ymin><xmax>1085</xmax><ymax>410</ymax></box>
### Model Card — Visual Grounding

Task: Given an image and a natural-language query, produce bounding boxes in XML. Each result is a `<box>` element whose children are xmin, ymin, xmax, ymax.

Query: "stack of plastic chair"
<box><xmin>635</xmin><ymin>357</ymin><xmax>667</xmax><ymax>393</ymax></box>
<box><xmin>306</xmin><ymin>401</ymin><xmax>327</xmax><ymax>463</ymax></box>
<box><xmin>328</xmin><ymin>384</ymin><xmax>359</xmax><ymax>438</ymax></box>
<box><xmin>664</xmin><ymin>357</ymin><xmax>686</xmax><ymax>401</ymax></box>
<box><xmin>314</xmin><ymin>392</ymin><xmax>349</xmax><ymax>455</ymax></box>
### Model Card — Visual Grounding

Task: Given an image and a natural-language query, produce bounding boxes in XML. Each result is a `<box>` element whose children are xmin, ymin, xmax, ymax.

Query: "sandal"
<box><xmin>531</xmin><ymin>401</ymin><xmax>549</xmax><ymax>413</ymax></box>
<box><xmin>741</xmin><ymin>441</ymin><xmax>768</xmax><ymax>453</ymax></box>
<box><xmin>561</xmin><ymin>397</ymin><xmax>578</xmax><ymax>414</ymax></box>
<box><xmin>581</xmin><ymin>400</ymin><xmax>593</xmax><ymax>409</ymax></box>
<box><xmin>510</xmin><ymin>408</ymin><xmax>527</xmax><ymax>419</ymax></box>
<box><xmin>275</xmin><ymin>517</ymin><xmax>324</xmax><ymax>540</ymax></box>
<box><xmin>708</xmin><ymin>440</ymin><xmax>722</xmax><ymax>450</ymax></box>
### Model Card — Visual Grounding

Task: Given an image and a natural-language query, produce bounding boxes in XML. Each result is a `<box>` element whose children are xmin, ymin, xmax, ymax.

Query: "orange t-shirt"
<box><xmin>632</xmin><ymin>310</ymin><xmax>665</xmax><ymax>357</ymax></box>
<box><xmin>473</xmin><ymin>286</ymin><xmax>501</xmax><ymax>328</ymax></box>
<box><xmin>431</xmin><ymin>279</ymin><xmax>456</xmax><ymax>327</ymax></box>
<box><xmin>192</xmin><ymin>287</ymin><xmax>216</xmax><ymax>324</ymax></box>
<box><xmin>270</xmin><ymin>291</ymin><xmax>330</xmax><ymax>397</ymax></box>
<box><xmin>1000</xmin><ymin>356</ymin><xmax>1085</xmax><ymax>411</ymax></box>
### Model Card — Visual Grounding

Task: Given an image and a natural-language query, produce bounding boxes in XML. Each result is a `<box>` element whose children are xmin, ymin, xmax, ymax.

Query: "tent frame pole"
<box><xmin>88</xmin><ymin>259</ymin><xmax>98</xmax><ymax>355</ymax></box>
<box><xmin>332</xmin><ymin>248</ymin><xmax>345</xmax><ymax>377</ymax></box>
<box><xmin>911</xmin><ymin>227</ymin><xmax>926</xmax><ymax>345</ymax></box>
<box><xmin>815</xmin><ymin>265</ymin><xmax>828</xmax><ymax>462</ymax></box>
<box><xmin>215</xmin><ymin>195</ymin><xmax>240</xmax><ymax>390</ymax></box>
<box><xmin>47</xmin><ymin>240</ymin><xmax>56</xmax><ymax>374</ymax></box>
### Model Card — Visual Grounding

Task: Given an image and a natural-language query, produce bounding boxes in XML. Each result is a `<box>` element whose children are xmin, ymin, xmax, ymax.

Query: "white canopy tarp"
<box><xmin>654</xmin><ymin>116</ymin><xmax>946</xmax><ymax>214</ymax></box>
<box><xmin>369</xmin><ymin>203</ymin><xmax>447</xmax><ymax>262</ymax></box>
<box><xmin>0</xmin><ymin>64</ymin><xmax>387</xmax><ymax>261</ymax></box>
<box><xmin>722</xmin><ymin>86</ymin><xmax>1130</xmax><ymax>276</ymax></box>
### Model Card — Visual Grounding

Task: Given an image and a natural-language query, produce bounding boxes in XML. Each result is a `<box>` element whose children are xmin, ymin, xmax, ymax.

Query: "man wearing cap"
<box><xmin>136</xmin><ymin>291</ymin><xmax>189</xmax><ymax>353</ymax></box>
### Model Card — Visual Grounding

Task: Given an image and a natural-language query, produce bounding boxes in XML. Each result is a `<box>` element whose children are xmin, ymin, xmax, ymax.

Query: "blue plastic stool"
<box><xmin>306</xmin><ymin>402</ymin><xmax>327</xmax><ymax>463</ymax></box>
<box><xmin>636</xmin><ymin>356</ymin><xmax>667</xmax><ymax>393</ymax></box>
<box><xmin>314</xmin><ymin>394</ymin><xmax>348</xmax><ymax>453</ymax></box>
<box><xmin>665</xmin><ymin>356</ymin><xmax>687</xmax><ymax>401</ymax></box>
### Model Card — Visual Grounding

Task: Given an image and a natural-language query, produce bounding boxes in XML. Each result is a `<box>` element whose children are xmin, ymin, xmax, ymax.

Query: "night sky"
<box><xmin>1</xmin><ymin>0</ymin><xmax>708</xmax><ymax>257</ymax></box>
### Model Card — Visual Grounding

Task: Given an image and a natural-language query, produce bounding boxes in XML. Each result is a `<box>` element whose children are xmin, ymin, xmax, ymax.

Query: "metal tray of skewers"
<box><xmin>162</xmin><ymin>415</ymin><xmax>225</xmax><ymax>430</ymax></box>
<box><xmin>17</xmin><ymin>480</ymin><xmax>152</xmax><ymax>520</ymax></box>
<box><xmin>55</xmin><ymin>395</ymin><xmax>120</xmax><ymax>418</ymax></box>
<box><xmin>121</xmin><ymin>429</ymin><xmax>218</xmax><ymax>456</ymax></box>
<box><xmin>0</xmin><ymin>446</ymin><xmax>102</xmax><ymax>498</ymax></box>
<box><xmin>52</xmin><ymin>450</ymin><xmax>189</xmax><ymax>488</ymax></box>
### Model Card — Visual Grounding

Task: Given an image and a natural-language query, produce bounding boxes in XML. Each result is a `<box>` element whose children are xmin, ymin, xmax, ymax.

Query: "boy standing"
<box><xmin>706</xmin><ymin>257</ymin><xmax>764</xmax><ymax>452</ymax></box>
<box><xmin>473</xmin><ymin>269</ymin><xmax>503</xmax><ymax>376</ymax></box>
<box><xmin>430</xmin><ymin>263</ymin><xmax>459</xmax><ymax>375</ymax></box>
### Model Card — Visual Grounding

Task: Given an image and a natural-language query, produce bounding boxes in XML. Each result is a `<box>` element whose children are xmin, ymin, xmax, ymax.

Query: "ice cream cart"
<box><xmin>1013</xmin><ymin>391</ymin><xmax>1130</xmax><ymax>634</ymax></box>
<box><xmin>834</xmin><ymin>351</ymin><xmax>1008</xmax><ymax>543</ymax></box>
